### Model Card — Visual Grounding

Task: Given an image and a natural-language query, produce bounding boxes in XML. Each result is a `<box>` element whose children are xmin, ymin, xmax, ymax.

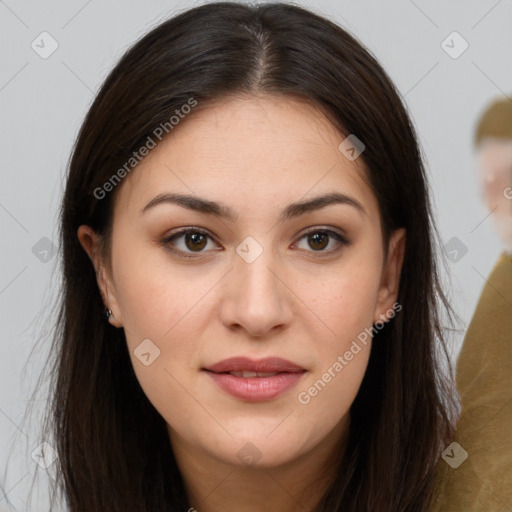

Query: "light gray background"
<box><xmin>1</xmin><ymin>0</ymin><xmax>510</xmax><ymax>509</ymax></box>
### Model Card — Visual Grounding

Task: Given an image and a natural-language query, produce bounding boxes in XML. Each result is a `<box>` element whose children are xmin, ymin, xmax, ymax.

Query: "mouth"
<box><xmin>203</xmin><ymin>356</ymin><xmax>306</xmax><ymax>374</ymax></box>
<box><xmin>202</xmin><ymin>357</ymin><xmax>307</xmax><ymax>401</ymax></box>
<box><xmin>212</xmin><ymin>370</ymin><xmax>290</xmax><ymax>378</ymax></box>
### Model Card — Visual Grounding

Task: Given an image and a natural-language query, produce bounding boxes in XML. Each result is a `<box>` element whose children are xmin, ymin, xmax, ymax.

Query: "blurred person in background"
<box><xmin>433</xmin><ymin>96</ymin><xmax>512</xmax><ymax>511</ymax></box>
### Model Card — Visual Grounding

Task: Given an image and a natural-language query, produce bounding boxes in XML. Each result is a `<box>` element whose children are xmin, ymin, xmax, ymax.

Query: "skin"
<box><xmin>476</xmin><ymin>138</ymin><xmax>512</xmax><ymax>252</ymax></box>
<box><xmin>78</xmin><ymin>94</ymin><xmax>406</xmax><ymax>512</ymax></box>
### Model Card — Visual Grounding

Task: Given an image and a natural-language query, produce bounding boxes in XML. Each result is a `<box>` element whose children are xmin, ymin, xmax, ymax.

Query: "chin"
<box><xmin>202</xmin><ymin>430</ymin><xmax>303</xmax><ymax>468</ymax></box>
<box><xmin>229</xmin><ymin>442</ymin><xmax>299</xmax><ymax>469</ymax></box>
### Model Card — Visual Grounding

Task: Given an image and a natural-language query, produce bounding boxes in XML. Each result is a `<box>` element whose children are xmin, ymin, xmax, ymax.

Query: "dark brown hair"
<box><xmin>23</xmin><ymin>2</ymin><xmax>459</xmax><ymax>510</ymax></box>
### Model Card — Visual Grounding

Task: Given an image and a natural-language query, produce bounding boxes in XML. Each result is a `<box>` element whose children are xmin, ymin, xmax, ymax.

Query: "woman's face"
<box><xmin>79</xmin><ymin>94</ymin><xmax>405</xmax><ymax>470</ymax></box>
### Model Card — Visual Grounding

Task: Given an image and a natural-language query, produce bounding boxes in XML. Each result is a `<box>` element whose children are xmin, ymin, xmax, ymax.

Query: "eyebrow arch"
<box><xmin>141</xmin><ymin>191</ymin><xmax>367</xmax><ymax>222</ymax></box>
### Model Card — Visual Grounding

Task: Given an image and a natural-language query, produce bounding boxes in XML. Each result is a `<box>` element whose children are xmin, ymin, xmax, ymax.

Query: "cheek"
<box><xmin>295</xmin><ymin>278</ymin><xmax>377</xmax><ymax>409</ymax></box>
<box><xmin>111</xmin><ymin>233</ymin><xmax>200</xmax><ymax>341</ymax></box>
<box><xmin>290</xmin><ymin>256</ymin><xmax>381</xmax><ymax>421</ymax></box>
<box><xmin>302</xmin><ymin>258</ymin><xmax>382</xmax><ymax>348</ymax></box>
<box><xmin>110</xmin><ymin>235</ymin><xmax>242</xmax><ymax>407</ymax></box>
<box><xmin>115</xmin><ymin>260</ymin><xmax>205</xmax><ymax>422</ymax></box>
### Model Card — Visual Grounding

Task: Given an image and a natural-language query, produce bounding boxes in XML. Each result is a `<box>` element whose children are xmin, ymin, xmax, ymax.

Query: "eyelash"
<box><xmin>160</xmin><ymin>226</ymin><xmax>350</xmax><ymax>260</ymax></box>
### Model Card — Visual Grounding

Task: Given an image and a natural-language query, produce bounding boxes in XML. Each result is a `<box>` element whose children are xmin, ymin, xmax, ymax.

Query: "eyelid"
<box><xmin>163</xmin><ymin>226</ymin><xmax>213</xmax><ymax>239</ymax></box>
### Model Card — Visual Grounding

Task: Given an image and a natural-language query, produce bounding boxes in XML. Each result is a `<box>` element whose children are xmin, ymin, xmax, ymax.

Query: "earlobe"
<box><xmin>373</xmin><ymin>228</ymin><xmax>406</xmax><ymax>324</ymax></box>
<box><xmin>77</xmin><ymin>225</ymin><xmax>123</xmax><ymax>327</ymax></box>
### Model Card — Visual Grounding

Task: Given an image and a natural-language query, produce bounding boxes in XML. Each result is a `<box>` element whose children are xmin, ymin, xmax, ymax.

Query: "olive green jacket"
<box><xmin>431</xmin><ymin>251</ymin><xmax>512</xmax><ymax>512</ymax></box>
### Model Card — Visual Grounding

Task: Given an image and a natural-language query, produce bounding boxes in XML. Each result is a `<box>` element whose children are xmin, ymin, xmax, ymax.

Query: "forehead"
<box><xmin>113</xmin><ymin>94</ymin><xmax>379</xmax><ymax>222</ymax></box>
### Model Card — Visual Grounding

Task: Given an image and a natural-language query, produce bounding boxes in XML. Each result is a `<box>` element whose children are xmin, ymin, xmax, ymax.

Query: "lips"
<box><xmin>203</xmin><ymin>356</ymin><xmax>305</xmax><ymax>374</ymax></box>
<box><xmin>203</xmin><ymin>357</ymin><xmax>307</xmax><ymax>401</ymax></box>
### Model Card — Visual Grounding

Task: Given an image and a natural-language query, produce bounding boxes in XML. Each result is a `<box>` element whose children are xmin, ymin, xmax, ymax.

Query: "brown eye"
<box><xmin>295</xmin><ymin>228</ymin><xmax>349</xmax><ymax>255</ymax></box>
<box><xmin>184</xmin><ymin>232</ymin><xmax>208</xmax><ymax>251</ymax></box>
<box><xmin>307</xmin><ymin>232</ymin><xmax>329</xmax><ymax>251</ymax></box>
<box><xmin>161</xmin><ymin>228</ymin><xmax>218</xmax><ymax>258</ymax></box>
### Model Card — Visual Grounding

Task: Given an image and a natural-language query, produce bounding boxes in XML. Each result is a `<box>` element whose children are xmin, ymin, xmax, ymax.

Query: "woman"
<box><xmin>39</xmin><ymin>2</ymin><xmax>463</xmax><ymax>510</ymax></box>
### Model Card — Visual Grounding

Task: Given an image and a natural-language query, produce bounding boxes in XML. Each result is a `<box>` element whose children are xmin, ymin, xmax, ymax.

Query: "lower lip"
<box><xmin>204</xmin><ymin>370</ymin><xmax>306</xmax><ymax>401</ymax></box>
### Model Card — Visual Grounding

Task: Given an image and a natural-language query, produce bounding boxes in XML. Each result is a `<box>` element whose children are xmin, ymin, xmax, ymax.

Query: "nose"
<box><xmin>219</xmin><ymin>247</ymin><xmax>294</xmax><ymax>339</ymax></box>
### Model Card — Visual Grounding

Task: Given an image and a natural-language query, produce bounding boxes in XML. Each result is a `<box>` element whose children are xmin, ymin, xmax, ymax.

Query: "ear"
<box><xmin>77</xmin><ymin>225</ymin><xmax>123</xmax><ymax>328</ymax></box>
<box><xmin>373</xmin><ymin>228</ymin><xmax>406</xmax><ymax>324</ymax></box>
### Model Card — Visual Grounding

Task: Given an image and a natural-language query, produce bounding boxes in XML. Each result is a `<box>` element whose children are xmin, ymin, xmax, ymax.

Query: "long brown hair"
<box><xmin>26</xmin><ymin>2</ymin><xmax>458</xmax><ymax>510</ymax></box>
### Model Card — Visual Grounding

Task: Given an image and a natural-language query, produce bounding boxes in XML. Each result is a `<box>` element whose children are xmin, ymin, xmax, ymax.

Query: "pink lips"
<box><xmin>203</xmin><ymin>356</ymin><xmax>307</xmax><ymax>402</ymax></box>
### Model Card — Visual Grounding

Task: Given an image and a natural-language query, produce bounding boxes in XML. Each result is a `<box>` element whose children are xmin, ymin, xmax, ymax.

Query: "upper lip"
<box><xmin>203</xmin><ymin>357</ymin><xmax>306</xmax><ymax>373</ymax></box>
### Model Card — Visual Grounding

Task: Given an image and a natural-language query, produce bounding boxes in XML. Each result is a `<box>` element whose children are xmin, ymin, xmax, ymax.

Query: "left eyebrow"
<box><xmin>140</xmin><ymin>191</ymin><xmax>367</xmax><ymax>221</ymax></box>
